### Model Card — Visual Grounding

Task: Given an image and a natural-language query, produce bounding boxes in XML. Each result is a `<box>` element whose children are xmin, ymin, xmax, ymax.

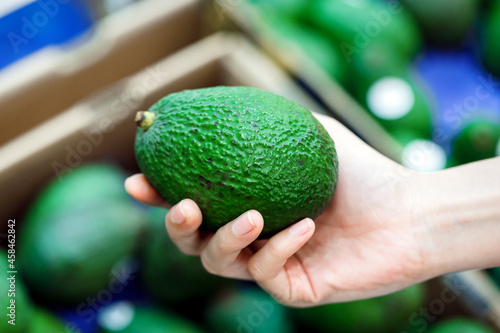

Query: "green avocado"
<box><xmin>428</xmin><ymin>318</ymin><xmax>494</xmax><ymax>333</ymax></box>
<box><xmin>481</xmin><ymin>0</ymin><xmax>500</xmax><ymax>76</ymax></box>
<box><xmin>452</xmin><ymin>120</ymin><xmax>500</xmax><ymax>164</ymax></box>
<box><xmin>141</xmin><ymin>207</ymin><xmax>224</xmax><ymax>304</ymax></box>
<box><xmin>359</xmin><ymin>75</ymin><xmax>433</xmax><ymax>139</ymax></box>
<box><xmin>401</xmin><ymin>0</ymin><xmax>480</xmax><ymax>47</ymax></box>
<box><xmin>29</xmin><ymin>307</ymin><xmax>74</xmax><ymax>333</ymax></box>
<box><xmin>489</xmin><ymin>267</ymin><xmax>500</xmax><ymax>287</ymax></box>
<box><xmin>345</xmin><ymin>38</ymin><xmax>409</xmax><ymax>93</ymax></box>
<box><xmin>19</xmin><ymin>164</ymin><xmax>144</xmax><ymax>304</ymax></box>
<box><xmin>293</xmin><ymin>284</ymin><xmax>426</xmax><ymax>333</ymax></box>
<box><xmin>307</xmin><ymin>0</ymin><xmax>421</xmax><ymax>61</ymax></box>
<box><xmin>98</xmin><ymin>302</ymin><xmax>204</xmax><ymax>333</ymax></box>
<box><xmin>260</xmin><ymin>14</ymin><xmax>347</xmax><ymax>84</ymax></box>
<box><xmin>246</xmin><ymin>0</ymin><xmax>309</xmax><ymax>20</ymax></box>
<box><xmin>205</xmin><ymin>286</ymin><xmax>294</xmax><ymax>333</ymax></box>
<box><xmin>134</xmin><ymin>86</ymin><xmax>338</xmax><ymax>238</ymax></box>
<box><xmin>0</xmin><ymin>249</ymin><xmax>33</xmax><ymax>333</ymax></box>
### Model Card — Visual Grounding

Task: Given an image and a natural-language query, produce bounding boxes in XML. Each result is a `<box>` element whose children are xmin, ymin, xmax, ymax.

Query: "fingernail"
<box><xmin>289</xmin><ymin>218</ymin><xmax>313</xmax><ymax>237</ymax></box>
<box><xmin>232</xmin><ymin>211</ymin><xmax>256</xmax><ymax>236</ymax></box>
<box><xmin>171</xmin><ymin>200</ymin><xmax>186</xmax><ymax>224</ymax></box>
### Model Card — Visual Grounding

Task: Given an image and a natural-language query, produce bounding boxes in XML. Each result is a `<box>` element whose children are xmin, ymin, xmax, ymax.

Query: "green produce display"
<box><xmin>346</xmin><ymin>39</ymin><xmax>409</xmax><ymax>93</ymax></box>
<box><xmin>135</xmin><ymin>86</ymin><xmax>338</xmax><ymax>238</ymax></box>
<box><xmin>452</xmin><ymin>120</ymin><xmax>500</xmax><ymax>164</ymax></box>
<box><xmin>294</xmin><ymin>284</ymin><xmax>426</xmax><ymax>333</ymax></box>
<box><xmin>98</xmin><ymin>302</ymin><xmax>204</xmax><ymax>333</ymax></box>
<box><xmin>142</xmin><ymin>207</ymin><xmax>223</xmax><ymax>303</ymax></box>
<box><xmin>308</xmin><ymin>0</ymin><xmax>421</xmax><ymax>60</ymax></box>
<box><xmin>30</xmin><ymin>307</ymin><xmax>74</xmax><ymax>333</ymax></box>
<box><xmin>428</xmin><ymin>318</ymin><xmax>494</xmax><ymax>333</ymax></box>
<box><xmin>19</xmin><ymin>164</ymin><xmax>144</xmax><ymax>303</ymax></box>
<box><xmin>481</xmin><ymin>0</ymin><xmax>500</xmax><ymax>76</ymax></box>
<box><xmin>401</xmin><ymin>0</ymin><xmax>480</xmax><ymax>47</ymax></box>
<box><xmin>205</xmin><ymin>286</ymin><xmax>294</xmax><ymax>333</ymax></box>
<box><xmin>1</xmin><ymin>249</ymin><xmax>33</xmax><ymax>333</ymax></box>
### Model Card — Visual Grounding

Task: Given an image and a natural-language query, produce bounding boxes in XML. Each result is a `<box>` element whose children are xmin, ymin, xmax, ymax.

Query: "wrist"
<box><xmin>411</xmin><ymin>162</ymin><xmax>500</xmax><ymax>279</ymax></box>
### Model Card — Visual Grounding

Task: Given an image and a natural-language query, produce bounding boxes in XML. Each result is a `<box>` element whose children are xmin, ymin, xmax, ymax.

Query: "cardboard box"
<box><xmin>0</xmin><ymin>0</ymin><xmax>204</xmax><ymax>146</ymax></box>
<box><xmin>0</xmin><ymin>32</ymin><xmax>326</xmax><ymax>225</ymax></box>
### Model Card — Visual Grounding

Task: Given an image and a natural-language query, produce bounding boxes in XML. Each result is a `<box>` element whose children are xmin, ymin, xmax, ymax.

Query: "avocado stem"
<box><xmin>136</xmin><ymin>111</ymin><xmax>155</xmax><ymax>131</ymax></box>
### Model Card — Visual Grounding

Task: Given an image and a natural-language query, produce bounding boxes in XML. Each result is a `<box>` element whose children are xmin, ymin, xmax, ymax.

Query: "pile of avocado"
<box><xmin>13</xmin><ymin>163</ymin><xmax>227</xmax><ymax>332</ymax></box>
<box><xmin>246</xmin><ymin>0</ymin><xmax>500</xmax><ymax>168</ymax></box>
<box><xmin>7</xmin><ymin>161</ymin><xmax>425</xmax><ymax>333</ymax></box>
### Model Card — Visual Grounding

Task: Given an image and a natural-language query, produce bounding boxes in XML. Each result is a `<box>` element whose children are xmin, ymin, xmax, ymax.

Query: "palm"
<box><xmin>268</xmin><ymin>114</ymin><xmax>425</xmax><ymax>306</ymax></box>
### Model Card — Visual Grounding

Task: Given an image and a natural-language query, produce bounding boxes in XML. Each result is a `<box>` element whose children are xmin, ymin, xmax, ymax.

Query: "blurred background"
<box><xmin>1</xmin><ymin>0</ymin><xmax>500</xmax><ymax>332</ymax></box>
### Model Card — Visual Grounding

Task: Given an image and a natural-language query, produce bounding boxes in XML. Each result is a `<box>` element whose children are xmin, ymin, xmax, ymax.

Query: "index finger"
<box><xmin>124</xmin><ymin>174</ymin><xmax>170</xmax><ymax>208</ymax></box>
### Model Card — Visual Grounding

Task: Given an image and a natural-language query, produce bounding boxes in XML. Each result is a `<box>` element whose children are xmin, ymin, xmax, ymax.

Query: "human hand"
<box><xmin>125</xmin><ymin>113</ymin><xmax>432</xmax><ymax>307</ymax></box>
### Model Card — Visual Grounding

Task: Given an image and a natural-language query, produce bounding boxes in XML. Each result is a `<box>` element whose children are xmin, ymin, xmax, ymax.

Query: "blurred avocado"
<box><xmin>346</xmin><ymin>38</ymin><xmax>409</xmax><ymax>92</ymax></box>
<box><xmin>261</xmin><ymin>14</ymin><xmax>347</xmax><ymax>84</ymax></box>
<box><xmin>308</xmin><ymin>0</ymin><xmax>421</xmax><ymax>60</ymax></box>
<box><xmin>1</xmin><ymin>249</ymin><xmax>33</xmax><ymax>333</ymax></box>
<box><xmin>246</xmin><ymin>0</ymin><xmax>309</xmax><ymax>19</ymax></box>
<box><xmin>401</xmin><ymin>0</ymin><xmax>480</xmax><ymax>47</ymax></box>
<box><xmin>427</xmin><ymin>317</ymin><xmax>494</xmax><ymax>333</ymax></box>
<box><xmin>30</xmin><ymin>307</ymin><xmax>74</xmax><ymax>333</ymax></box>
<box><xmin>205</xmin><ymin>286</ymin><xmax>294</xmax><ymax>333</ymax></box>
<box><xmin>293</xmin><ymin>284</ymin><xmax>426</xmax><ymax>333</ymax></box>
<box><xmin>481</xmin><ymin>0</ymin><xmax>500</xmax><ymax>77</ymax></box>
<box><xmin>98</xmin><ymin>301</ymin><xmax>204</xmax><ymax>333</ymax></box>
<box><xmin>451</xmin><ymin>120</ymin><xmax>500</xmax><ymax>164</ymax></box>
<box><xmin>141</xmin><ymin>207</ymin><xmax>224</xmax><ymax>304</ymax></box>
<box><xmin>489</xmin><ymin>267</ymin><xmax>500</xmax><ymax>287</ymax></box>
<box><xmin>19</xmin><ymin>164</ymin><xmax>144</xmax><ymax>304</ymax></box>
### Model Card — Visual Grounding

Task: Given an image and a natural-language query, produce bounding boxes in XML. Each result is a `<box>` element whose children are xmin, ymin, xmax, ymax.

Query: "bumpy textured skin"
<box><xmin>135</xmin><ymin>86</ymin><xmax>338</xmax><ymax>238</ymax></box>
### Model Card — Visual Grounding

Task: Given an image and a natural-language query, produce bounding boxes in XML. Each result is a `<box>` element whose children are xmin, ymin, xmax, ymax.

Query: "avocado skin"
<box><xmin>19</xmin><ymin>164</ymin><xmax>144</xmax><ymax>303</ymax></box>
<box><xmin>452</xmin><ymin>121</ymin><xmax>500</xmax><ymax>164</ymax></box>
<box><xmin>205</xmin><ymin>286</ymin><xmax>294</xmax><ymax>333</ymax></box>
<box><xmin>0</xmin><ymin>249</ymin><xmax>33</xmax><ymax>333</ymax></box>
<box><xmin>100</xmin><ymin>305</ymin><xmax>205</xmax><ymax>333</ymax></box>
<box><xmin>482</xmin><ymin>0</ymin><xmax>500</xmax><ymax>77</ymax></box>
<box><xmin>135</xmin><ymin>86</ymin><xmax>338</xmax><ymax>238</ymax></box>
<box><xmin>30</xmin><ymin>307</ymin><xmax>72</xmax><ymax>333</ymax></box>
<box><xmin>428</xmin><ymin>318</ymin><xmax>494</xmax><ymax>333</ymax></box>
<box><xmin>293</xmin><ymin>284</ymin><xmax>426</xmax><ymax>333</ymax></box>
<box><xmin>142</xmin><ymin>207</ymin><xmax>224</xmax><ymax>303</ymax></box>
